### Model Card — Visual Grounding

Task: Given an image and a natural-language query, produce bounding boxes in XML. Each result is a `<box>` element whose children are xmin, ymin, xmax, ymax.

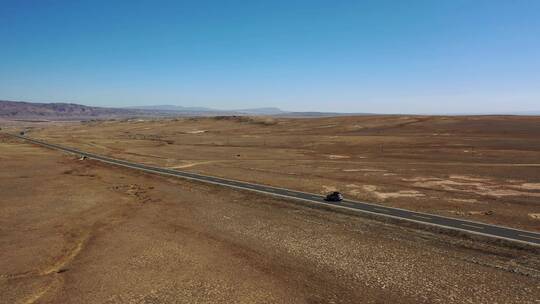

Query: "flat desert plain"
<box><xmin>15</xmin><ymin>115</ymin><xmax>540</xmax><ymax>232</ymax></box>
<box><xmin>1</xmin><ymin>132</ymin><xmax>540</xmax><ymax>303</ymax></box>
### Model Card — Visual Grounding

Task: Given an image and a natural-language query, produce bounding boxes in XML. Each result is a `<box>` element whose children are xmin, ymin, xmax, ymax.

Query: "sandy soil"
<box><xmin>11</xmin><ymin>115</ymin><xmax>540</xmax><ymax>231</ymax></box>
<box><xmin>1</xmin><ymin>134</ymin><xmax>540</xmax><ymax>303</ymax></box>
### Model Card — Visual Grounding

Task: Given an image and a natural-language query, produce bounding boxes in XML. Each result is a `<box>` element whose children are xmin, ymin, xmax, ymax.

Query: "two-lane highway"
<box><xmin>8</xmin><ymin>134</ymin><xmax>540</xmax><ymax>246</ymax></box>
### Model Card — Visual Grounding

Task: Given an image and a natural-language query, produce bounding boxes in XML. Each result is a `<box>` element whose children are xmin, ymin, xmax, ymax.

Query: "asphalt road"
<box><xmin>9</xmin><ymin>134</ymin><xmax>540</xmax><ymax>246</ymax></box>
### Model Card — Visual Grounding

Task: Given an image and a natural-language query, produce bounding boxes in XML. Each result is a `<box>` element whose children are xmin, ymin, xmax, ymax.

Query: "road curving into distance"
<box><xmin>8</xmin><ymin>133</ymin><xmax>540</xmax><ymax>246</ymax></box>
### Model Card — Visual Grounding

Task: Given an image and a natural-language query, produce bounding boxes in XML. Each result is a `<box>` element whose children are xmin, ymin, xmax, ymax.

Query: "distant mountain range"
<box><xmin>126</xmin><ymin>105</ymin><xmax>217</xmax><ymax>112</ymax></box>
<box><xmin>1</xmin><ymin>100</ymin><xmax>367</xmax><ymax>119</ymax></box>
<box><xmin>2</xmin><ymin>99</ymin><xmax>537</xmax><ymax>120</ymax></box>
<box><xmin>0</xmin><ymin>100</ymin><xmax>295</xmax><ymax>119</ymax></box>
<box><xmin>0</xmin><ymin>100</ymin><xmax>136</xmax><ymax>119</ymax></box>
<box><xmin>126</xmin><ymin>105</ymin><xmax>286</xmax><ymax>115</ymax></box>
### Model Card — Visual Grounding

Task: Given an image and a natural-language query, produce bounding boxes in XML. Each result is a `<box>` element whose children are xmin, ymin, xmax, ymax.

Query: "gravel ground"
<box><xmin>19</xmin><ymin>115</ymin><xmax>540</xmax><ymax>232</ymax></box>
<box><xmin>1</xmin><ymin>137</ymin><xmax>539</xmax><ymax>303</ymax></box>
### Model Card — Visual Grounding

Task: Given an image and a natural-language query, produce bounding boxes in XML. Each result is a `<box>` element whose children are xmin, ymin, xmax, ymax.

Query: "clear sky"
<box><xmin>1</xmin><ymin>0</ymin><xmax>539</xmax><ymax>113</ymax></box>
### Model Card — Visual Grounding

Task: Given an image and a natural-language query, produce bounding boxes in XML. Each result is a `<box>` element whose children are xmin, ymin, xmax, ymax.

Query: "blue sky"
<box><xmin>1</xmin><ymin>0</ymin><xmax>539</xmax><ymax>113</ymax></box>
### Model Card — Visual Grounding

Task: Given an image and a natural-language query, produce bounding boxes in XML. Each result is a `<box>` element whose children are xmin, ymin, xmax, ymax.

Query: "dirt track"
<box><xmin>1</xmin><ymin>136</ymin><xmax>539</xmax><ymax>303</ymax></box>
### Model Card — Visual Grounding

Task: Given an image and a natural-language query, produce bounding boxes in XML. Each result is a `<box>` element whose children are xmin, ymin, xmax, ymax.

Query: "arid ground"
<box><xmin>10</xmin><ymin>115</ymin><xmax>540</xmax><ymax>232</ymax></box>
<box><xmin>1</xmin><ymin>133</ymin><xmax>540</xmax><ymax>303</ymax></box>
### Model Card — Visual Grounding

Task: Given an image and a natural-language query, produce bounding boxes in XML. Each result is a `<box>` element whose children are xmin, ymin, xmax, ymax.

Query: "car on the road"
<box><xmin>325</xmin><ymin>191</ymin><xmax>343</xmax><ymax>202</ymax></box>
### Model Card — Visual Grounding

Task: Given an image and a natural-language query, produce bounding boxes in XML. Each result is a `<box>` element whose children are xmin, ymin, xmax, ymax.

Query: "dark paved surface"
<box><xmin>9</xmin><ymin>134</ymin><xmax>540</xmax><ymax>246</ymax></box>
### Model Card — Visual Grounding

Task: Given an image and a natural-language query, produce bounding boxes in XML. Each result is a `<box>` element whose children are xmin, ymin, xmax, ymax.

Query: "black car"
<box><xmin>325</xmin><ymin>191</ymin><xmax>343</xmax><ymax>202</ymax></box>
